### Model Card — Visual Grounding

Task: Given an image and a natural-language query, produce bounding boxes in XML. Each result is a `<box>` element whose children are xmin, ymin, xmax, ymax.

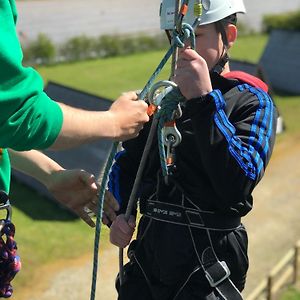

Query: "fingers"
<box><xmin>103</xmin><ymin>190</ymin><xmax>119</xmax><ymax>223</ymax></box>
<box><xmin>102</xmin><ymin>213</ymin><xmax>112</xmax><ymax>227</ymax></box>
<box><xmin>132</xmin><ymin>100</ymin><xmax>150</xmax><ymax>123</ymax></box>
<box><xmin>176</xmin><ymin>52</ymin><xmax>205</xmax><ymax>71</ymax></box>
<box><xmin>177</xmin><ymin>48</ymin><xmax>200</xmax><ymax>61</ymax></box>
<box><xmin>110</xmin><ymin>92</ymin><xmax>149</xmax><ymax>141</ymax></box>
<box><xmin>110</xmin><ymin>214</ymin><xmax>135</xmax><ymax>248</ymax></box>
<box><xmin>128</xmin><ymin>215</ymin><xmax>136</xmax><ymax>229</ymax></box>
<box><xmin>174</xmin><ymin>47</ymin><xmax>212</xmax><ymax>100</ymax></box>
<box><xmin>77</xmin><ymin>209</ymin><xmax>96</xmax><ymax>228</ymax></box>
<box><xmin>105</xmin><ymin>190</ymin><xmax>120</xmax><ymax>211</ymax></box>
<box><xmin>79</xmin><ymin>170</ymin><xmax>98</xmax><ymax>191</ymax></box>
<box><xmin>121</xmin><ymin>91</ymin><xmax>138</xmax><ymax>101</ymax></box>
<box><xmin>86</xmin><ymin>197</ymin><xmax>97</xmax><ymax>215</ymax></box>
<box><xmin>102</xmin><ymin>208</ymin><xmax>117</xmax><ymax>223</ymax></box>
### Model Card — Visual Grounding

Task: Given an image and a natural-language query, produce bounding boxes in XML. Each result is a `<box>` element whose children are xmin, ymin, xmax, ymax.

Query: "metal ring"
<box><xmin>148</xmin><ymin>80</ymin><xmax>178</xmax><ymax>106</ymax></box>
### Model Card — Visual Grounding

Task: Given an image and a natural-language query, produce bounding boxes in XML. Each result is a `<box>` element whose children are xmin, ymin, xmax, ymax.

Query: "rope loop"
<box><xmin>148</xmin><ymin>81</ymin><xmax>186</xmax><ymax>178</ymax></box>
<box><xmin>173</xmin><ymin>23</ymin><xmax>196</xmax><ymax>49</ymax></box>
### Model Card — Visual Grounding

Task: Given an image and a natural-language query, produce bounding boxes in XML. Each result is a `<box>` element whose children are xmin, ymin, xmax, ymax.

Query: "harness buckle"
<box><xmin>204</xmin><ymin>261</ymin><xmax>231</xmax><ymax>288</ymax></box>
<box><xmin>0</xmin><ymin>191</ymin><xmax>12</xmax><ymax>225</ymax></box>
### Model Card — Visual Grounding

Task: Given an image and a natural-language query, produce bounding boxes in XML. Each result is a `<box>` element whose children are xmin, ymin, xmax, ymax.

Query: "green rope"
<box><xmin>155</xmin><ymin>87</ymin><xmax>185</xmax><ymax>177</ymax></box>
<box><xmin>90</xmin><ymin>141</ymin><xmax>118</xmax><ymax>300</ymax></box>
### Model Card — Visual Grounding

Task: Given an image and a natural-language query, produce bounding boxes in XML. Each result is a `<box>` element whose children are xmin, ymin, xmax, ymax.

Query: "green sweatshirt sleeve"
<box><xmin>0</xmin><ymin>0</ymin><xmax>63</xmax><ymax>151</ymax></box>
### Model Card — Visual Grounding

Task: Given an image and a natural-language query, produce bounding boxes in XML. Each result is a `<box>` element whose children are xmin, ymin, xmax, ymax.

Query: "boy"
<box><xmin>105</xmin><ymin>0</ymin><xmax>278</xmax><ymax>299</ymax></box>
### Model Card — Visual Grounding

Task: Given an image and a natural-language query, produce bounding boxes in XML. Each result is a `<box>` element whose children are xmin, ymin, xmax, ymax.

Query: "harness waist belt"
<box><xmin>144</xmin><ymin>200</ymin><xmax>241</xmax><ymax>231</ymax></box>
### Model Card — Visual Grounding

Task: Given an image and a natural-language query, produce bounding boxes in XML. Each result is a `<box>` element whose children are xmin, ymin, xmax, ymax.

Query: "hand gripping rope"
<box><xmin>89</xmin><ymin>1</ymin><xmax>201</xmax><ymax>299</ymax></box>
<box><xmin>0</xmin><ymin>191</ymin><xmax>21</xmax><ymax>298</ymax></box>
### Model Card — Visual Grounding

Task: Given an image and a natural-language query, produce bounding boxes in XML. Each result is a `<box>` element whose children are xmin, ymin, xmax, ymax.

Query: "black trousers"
<box><xmin>117</xmin><ymin>217</ymin><xmax>248</xmax><ymax>300</ymax></box>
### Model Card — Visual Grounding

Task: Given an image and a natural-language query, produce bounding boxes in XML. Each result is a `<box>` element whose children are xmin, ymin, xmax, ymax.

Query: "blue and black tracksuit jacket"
<box><xmin>108</xmin><ymin>71</ymin><xmax>278</xmax><ymax>299</ymax></box>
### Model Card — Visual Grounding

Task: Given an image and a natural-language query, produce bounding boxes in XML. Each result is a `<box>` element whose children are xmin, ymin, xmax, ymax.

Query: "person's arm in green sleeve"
<box><xmin>0</xmin><ymin>1</ymin><xmax>149</xmax><ymax>152</ymax></box>
<box><xmin>51</xmin><ymin>92</ymin><xmax>149</xmax><ymax>149</ymax></box>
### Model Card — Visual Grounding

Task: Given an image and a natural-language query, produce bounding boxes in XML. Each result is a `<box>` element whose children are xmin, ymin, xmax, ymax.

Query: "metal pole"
<box><xmin>170</xmin><ymin>0</ymin><xmax>181</xmax><ymax>78</ymax></box>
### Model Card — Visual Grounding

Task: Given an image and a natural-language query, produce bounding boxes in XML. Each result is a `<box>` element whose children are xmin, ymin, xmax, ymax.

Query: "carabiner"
<box><xmin>175</xmin><ymin>1</ymin><xmax>189</xmax><ymax>35</ymax></box>
<box><xmin>148</xmin><ymin>80</ymin><xmax>178</xmax><ymax>107</ymax></box>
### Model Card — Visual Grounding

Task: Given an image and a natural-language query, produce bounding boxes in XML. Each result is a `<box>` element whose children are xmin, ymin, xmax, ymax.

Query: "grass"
<box><xmin>11</xmin><ymin>33</ymin><xmax>300</xmax><ymax>293</ymax></box>
<box><xmin>230</xmin><ymin>34</ymin><xmax>269</xmax><ymax>63</ymax></box>
<box><xmin>276</xmin><ymin>95</ymin><xmax>300</xmax><ymax>135</ymax></box>
<box><xmin>38</xmin><ymin>34</ymin><xmax>269</xmax><ymax>99</ymax></box>
<box><xmin>38</xmin><ymin>51</ymin><xmax>172</xmax><ymax>99</ymax></box>
<box><xmin>280</xmin><ymin>287</ymin><xmax>300</xmax><ymax>300</ymax></box>
<box><xmin>10</xmin><ymin>180</ymin><xmax>110</xmax><ymax>291</ymax></box>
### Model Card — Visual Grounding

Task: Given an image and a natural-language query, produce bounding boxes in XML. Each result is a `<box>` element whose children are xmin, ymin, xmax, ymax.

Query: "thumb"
<box><xmin>179</xmin><ymin>47</ymin><xmax>199</xmax><ymax>60</ymax></box>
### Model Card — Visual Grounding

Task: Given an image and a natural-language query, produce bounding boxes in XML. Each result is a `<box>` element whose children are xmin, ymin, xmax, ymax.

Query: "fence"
<box><xmin>246</xmin><ymin>240</ymin><xmax>300</xmax><ymax>300</ymax></box>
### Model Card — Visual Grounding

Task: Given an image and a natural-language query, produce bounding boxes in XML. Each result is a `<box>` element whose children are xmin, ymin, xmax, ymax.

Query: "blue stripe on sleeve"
<box><xmin>243</xmin><ymin>85</ymin><xmax>274</xmax><ymax>174</ymax></box>
<box><xmin>210</xmin><ymin>86</ymin><xmax>273</xmax><ymax>180</ymax></box>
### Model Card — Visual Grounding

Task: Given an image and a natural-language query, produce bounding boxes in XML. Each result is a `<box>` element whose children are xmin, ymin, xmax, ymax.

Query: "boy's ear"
<box><xmin>226</xmin><ymin>24</ymin><xmax>238</xmax><ymax>48</ymax></box>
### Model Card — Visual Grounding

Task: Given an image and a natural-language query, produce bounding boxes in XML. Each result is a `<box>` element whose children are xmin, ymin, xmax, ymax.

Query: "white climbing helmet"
<box><xmin>160</xmin><ymin>0</ymin><xmax>246</xmax><ymax>30</ymax></box>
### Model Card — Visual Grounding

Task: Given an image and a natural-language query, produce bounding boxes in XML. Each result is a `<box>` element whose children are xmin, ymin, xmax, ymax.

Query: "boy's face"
<box><xmin>193</xmin><ymin>23</ymin><xmax>224</xmax><ymax>70</ymax></box>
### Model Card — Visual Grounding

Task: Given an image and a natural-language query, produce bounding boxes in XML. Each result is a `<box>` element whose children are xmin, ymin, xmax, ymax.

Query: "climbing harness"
<box><xmin>124</xmin><ymin>176</ymin><xmax>244</xmax><ymax>299</ymax></box>
<box><xmin>0</xmin><ymin>191</ymin><xmax>21</xmax><ymax>298</ymax></box>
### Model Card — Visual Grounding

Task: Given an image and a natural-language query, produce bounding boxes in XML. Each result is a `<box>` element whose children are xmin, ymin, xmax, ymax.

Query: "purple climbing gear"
<box><xmin>0</xmin><ymin>191</ymin><xmax>21</xmax><ymax>298</ymax></box>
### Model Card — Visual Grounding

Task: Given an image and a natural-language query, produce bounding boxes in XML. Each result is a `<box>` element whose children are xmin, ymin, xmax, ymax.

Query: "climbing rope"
<box><xmin>90</xmin><ymin>142</ymin><xmax>118</xmax><ymax>300</ymax></box>
<box><xmin>155</xmin><ymin>84</ymin><xmax>186</xmax><ymax>178</ymax></box>
<box><xmin>90</xmin><ymin>1</ymin><xmax>199</xmax><ymax>298</ymax></box>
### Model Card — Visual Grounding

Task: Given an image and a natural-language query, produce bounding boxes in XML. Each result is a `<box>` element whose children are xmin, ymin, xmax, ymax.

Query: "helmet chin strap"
<box><xmin>212</xmin><ymin>51</ymin><xmax>229</xmax><ymax>74</ymax></box>
<box><xmin>212</xmin><ymin>19</ymin><xmax>231</xmax><ymax>74</ymax></box>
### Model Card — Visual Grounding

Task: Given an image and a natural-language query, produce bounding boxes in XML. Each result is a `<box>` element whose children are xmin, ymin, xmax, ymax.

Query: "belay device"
<box><xmin>0</xmin><ymin>191</ymin><xmax>21</xmax><ymax>298</ymax></box>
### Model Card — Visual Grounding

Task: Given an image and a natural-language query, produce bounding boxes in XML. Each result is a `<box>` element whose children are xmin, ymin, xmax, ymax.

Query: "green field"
<box><xmin>281</xmin><ymin>287</ymin><xmax>300</xmax><ymax>300</ymax></box>
<box><xmin>11</xmin><ymin>33</ymin><xmax>300</xmax><ymax>295</ymax></box>
<box><xmin>37</xmin><ymin>34</ymin><xmax>269</xmax><ymax>100</ymax></box>
<box><xmin>10</xmin><ymin>180</ymin><xmax>110</xmax><ymax>292</ymax></box>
